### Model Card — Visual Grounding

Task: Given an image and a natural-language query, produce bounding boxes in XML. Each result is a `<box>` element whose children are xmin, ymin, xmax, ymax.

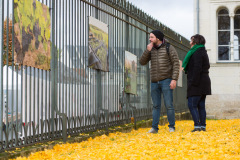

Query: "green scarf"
<box><xmin>182</xmin><ymin>44</ymin><xmax>205</xmax><ymax>72</ymax></box>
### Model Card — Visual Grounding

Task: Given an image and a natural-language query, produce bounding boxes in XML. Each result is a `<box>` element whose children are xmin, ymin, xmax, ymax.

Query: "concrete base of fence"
<box><xmin>0</xmin><ymin>111</ymin><xmax>191</xmax><ymax>160</ymax></box>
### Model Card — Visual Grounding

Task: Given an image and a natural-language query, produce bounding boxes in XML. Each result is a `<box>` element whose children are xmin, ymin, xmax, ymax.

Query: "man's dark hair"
<box><xmin>191</xmin><ymin>34</ymin><xmax>206</xmax><ymax>45</ymax></box>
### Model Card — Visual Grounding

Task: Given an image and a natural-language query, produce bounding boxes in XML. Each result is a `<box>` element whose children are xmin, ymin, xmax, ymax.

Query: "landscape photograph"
<box><xmin>88</xmin><ymin>16</ymin><xmax>109</xmax><ymax>72</ymax></box>
<box><xmin>124</xmin><ymin>51</ymin><xmax>137</xmax><ymax>95</ymax></box>
<box><xmin>14</xmin><ymin>0</ymin><xmax>51</xmax><ymax>70</ymax></box>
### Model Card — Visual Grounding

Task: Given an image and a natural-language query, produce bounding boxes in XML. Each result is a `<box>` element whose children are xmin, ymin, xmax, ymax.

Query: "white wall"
<box><xmin>194</xmin><ymin>0</ymin><xmax>240</xmax><ymax>119</ymax></box>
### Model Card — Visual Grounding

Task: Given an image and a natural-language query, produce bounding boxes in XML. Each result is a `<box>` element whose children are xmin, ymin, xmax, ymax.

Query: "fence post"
<box><xmin>51</xmin><ymin>0</ymin><xmax>67</xmax><ymax>142</ymax></box>
<box><xmin>146</xmin><ymin>26</ymin><xmax>151</xmax><ymax>109</ymax></box>
<box><xmin>124</xmin><ymin>13</ymin><xmax>130</xmax><ymax>123</ymax></box>
<box><xmin>93</xmin><ymin>0</ymin><xmax>102</xmax><ymax>126</ymax></box>
<box><xmin>0</xmin><ymin>0</ymin><xmax>3</xmax><ymax>145</ymax></box>
<box><xmin>94</xmin><ymin>0</ymin><xmax>109</xmax><ymax>130</ymax></box>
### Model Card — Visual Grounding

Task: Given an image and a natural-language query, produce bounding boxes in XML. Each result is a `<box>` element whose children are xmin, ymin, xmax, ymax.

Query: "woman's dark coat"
<box><xmin>186</xmin><ymin>47</ymin><xmax>211</xmax><ymax>98</ymax></box>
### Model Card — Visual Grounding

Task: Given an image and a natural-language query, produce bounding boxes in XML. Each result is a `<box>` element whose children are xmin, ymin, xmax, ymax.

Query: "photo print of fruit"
<box><xmin>14</xmin><ymin>0</ymin><xmax>51</xmax><ymax>70</ymax></box>
<box><xmin>88</xmin><ymin>16</ymin><xmax>109</xmax><ymax>72</ymax></box>
<box><xmin>124</xmin><ymin>51</ymin><xmax>137</xmax><ymax>95</ymax></box>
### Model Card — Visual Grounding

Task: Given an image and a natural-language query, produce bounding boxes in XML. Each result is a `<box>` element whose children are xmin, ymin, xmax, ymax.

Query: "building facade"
<box><xmin>194</xmin><ymin>0</ymin><xmax>240</xmax><ymax>119</ymax></box>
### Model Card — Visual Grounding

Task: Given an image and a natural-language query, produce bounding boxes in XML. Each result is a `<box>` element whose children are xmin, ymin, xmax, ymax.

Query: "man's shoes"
<box><xmin>191</xmin><ymin>128</ymin><xmax>201</xmax><ymax>132</ymax></box>
<box><xmin>147</xmin><ymin>128</ymin><xmax>158</xmax><ymax>133</ymax></box>
<box><xmin>201</xmin><ymin>127</ymin><xmax>206</xmax><ymax>131</ymax></box>
<box><xmin>169</xmin><ymin>127</ymin><xmax>175</xmax><ymax>132</ymax></box>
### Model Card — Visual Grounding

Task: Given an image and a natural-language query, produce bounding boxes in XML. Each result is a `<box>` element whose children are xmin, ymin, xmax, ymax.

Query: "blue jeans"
<box><xmin>151</xmin><ymin>79</ymin><xmax>175</xmax><ymax>131</ymax></box>
<box><xmin>188</xmin><ymin>95</ymin><xmax>206</xmax><ymax>128</ymax></box>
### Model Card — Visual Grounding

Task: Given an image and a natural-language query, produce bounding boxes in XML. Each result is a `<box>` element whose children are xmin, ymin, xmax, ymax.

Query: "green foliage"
<box><xmin>38</xmin><ymin>35</ymin><xmax>42</xmax><ymax>42</ymax></box>
<box><xmin>43</xmin><ymin>41</ymin><xmax>48</xmax><ymax>51</ymax></box>
<box><xmin>14</xmin><ymin>8</ymin><xmax>19</xmax><ymax>23</ymax></box>
<box><xmin>35</xmin><ymin>53</ymin><xmax>50</xmax><ymax>70</ymax></box>
<box><xmin>36</xmin><ymin>53</ymin><xmax>46</xmax><ymax>65</ymax></box>
<box><xmin>57</xmin><ymin>48</ymin><xmax>62</xmax><ymax>59</ymax></box>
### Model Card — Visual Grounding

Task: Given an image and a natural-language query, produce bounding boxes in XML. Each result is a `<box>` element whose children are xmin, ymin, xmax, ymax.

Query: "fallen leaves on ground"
<box><xmin>15</xmin><ymin>119</ymin><xmax>240</xmax><ymax>160</ymax></box>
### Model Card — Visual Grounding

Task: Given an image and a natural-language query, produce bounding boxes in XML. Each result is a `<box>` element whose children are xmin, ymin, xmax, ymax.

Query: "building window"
<box><xmin>218</xmin><ymin>9</ymin><xmax>230</xmax><ymax>60</ymax></box>
<box><xmin>234</xmin><ymin>9</ymin><xmax>240</xmax><ymax>60</ymax></box>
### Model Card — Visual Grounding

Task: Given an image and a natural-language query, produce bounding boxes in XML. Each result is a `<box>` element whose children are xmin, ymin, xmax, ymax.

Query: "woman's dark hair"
<box><xmin>191</xmin><ymin>34</ymin><xmax>206</xmax><ymax>45</ymax></box>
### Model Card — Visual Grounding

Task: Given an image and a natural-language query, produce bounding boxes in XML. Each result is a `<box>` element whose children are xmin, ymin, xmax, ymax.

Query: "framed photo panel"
<box><xmin>14</xmin><ymin>0</ymin><xmax>51</xmax><ymax>70</ymax></box>
<box><xmin>88</xmin><ymin>16</ymin><xmax>109</xmax><ymax>72</ymax></box>
<box><xmin>124</xmin><ymin>51</ymin><xmax>137</xmax><ymax>95</ymax></box>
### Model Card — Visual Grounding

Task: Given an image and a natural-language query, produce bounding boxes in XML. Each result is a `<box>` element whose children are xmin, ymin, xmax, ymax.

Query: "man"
<box><xmin>139</xmin><ymin>30</ymin><xmax>179</xmax><ymax>133</ymax></box>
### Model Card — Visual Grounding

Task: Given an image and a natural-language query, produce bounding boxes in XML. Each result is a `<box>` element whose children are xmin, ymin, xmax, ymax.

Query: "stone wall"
<box><xmin>207</xmin><ymin>65</ymin><xmax>240</xmax><ymax>119</ymax></box>
<box><xmin>206</xmin><ymin>94</ymin><xmax>240</xmax><ymax>119</ymax></box>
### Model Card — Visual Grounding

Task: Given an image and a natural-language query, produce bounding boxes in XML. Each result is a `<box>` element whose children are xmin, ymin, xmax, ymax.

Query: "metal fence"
<box><xmin>0</xmin><ymin>0</ymin><xmax>190</xmax><ymax>151</ymax></box>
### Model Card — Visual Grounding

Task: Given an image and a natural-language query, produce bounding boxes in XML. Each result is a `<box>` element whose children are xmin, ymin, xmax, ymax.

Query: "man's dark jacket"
<box><xmin>139</xmin><ymin>42</ymin><xmax>179</xmax><ymax>82</ymax></box>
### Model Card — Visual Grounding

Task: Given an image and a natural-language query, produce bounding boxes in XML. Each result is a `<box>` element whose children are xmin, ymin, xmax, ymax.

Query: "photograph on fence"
<box><xmin>14</xmin><ymin>0</ymin><xmax>51</xmax><ymax>70</ymax></box>
<box><xmin>124</xmin><ymin>51</ymin><xmax>137</xmax><ymax>95</ymax></box>
<box><xmin>3</xmin><ymin>14</ymin><xmax>13</xmax><ymax>66</ymax></box>
<box><xmin>88</xmin><ymin>16</ymin><xmax>109</xmax><ymax>72</ymax></box>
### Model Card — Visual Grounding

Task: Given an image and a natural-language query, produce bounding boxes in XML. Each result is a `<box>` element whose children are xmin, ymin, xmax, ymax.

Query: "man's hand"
<box><xmin>169</xmin><ymin>80</ymin><xmax>177</xmax><ymax>89</ymax></box>
<box><xmin>147</xmin><ymin>42</ymin><xmax>154</xmax><ymax>51</ymax></box>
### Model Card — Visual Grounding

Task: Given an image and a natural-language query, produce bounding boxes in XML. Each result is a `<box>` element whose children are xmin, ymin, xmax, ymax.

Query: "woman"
<box><xmin>182</xmin><ymin>34</ymin><xmax>211</xmax><ymax>132</ymax></box>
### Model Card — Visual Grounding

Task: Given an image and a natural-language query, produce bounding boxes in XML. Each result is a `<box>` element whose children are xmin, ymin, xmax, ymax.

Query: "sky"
<box><xmin>127</xmin><ymin>0</ymin><xmax>194</xmax><ymax>40</ymax></box>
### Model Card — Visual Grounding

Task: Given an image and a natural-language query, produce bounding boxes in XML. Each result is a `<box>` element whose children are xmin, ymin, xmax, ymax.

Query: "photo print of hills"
<box><xmin>124</xmin><ymin>51</ymin><xmax>137</xmax><ymax>95</ymax></box>
<box><xmin>88</xmin><ymin>16</ymin><xmax>109</xmax><ymax>72</ymax></box>
<box><xmin>14</xmin><ymin>0</ymin><xmax>51</xmax><ymax>70</ymax></box>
